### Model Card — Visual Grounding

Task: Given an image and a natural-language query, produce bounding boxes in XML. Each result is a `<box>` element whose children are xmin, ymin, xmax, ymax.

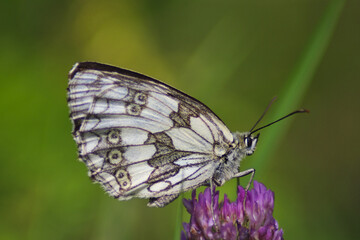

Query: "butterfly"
<box><xmin>67</xmin><ymin>62</ymin><xmax>306</xmax><ymax>207</ymax></box>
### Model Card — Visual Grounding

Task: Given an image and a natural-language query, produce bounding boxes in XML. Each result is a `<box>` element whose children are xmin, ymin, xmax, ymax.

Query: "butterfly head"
<box><xmin>243</xmin><ymin>133</ymin><xmax>260</xmax><ymax>155</ymax></box>
<box><xmin>233</xmin><ymin>132</ymin><xmax>260</xmax><ymax>156</ymax></box>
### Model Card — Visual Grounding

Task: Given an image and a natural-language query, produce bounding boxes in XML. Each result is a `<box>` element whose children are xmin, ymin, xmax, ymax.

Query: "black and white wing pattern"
<box><xmin>67</xmin><ymin>62</ymin><xmax>236</xmax><ymax>207</ymax></box>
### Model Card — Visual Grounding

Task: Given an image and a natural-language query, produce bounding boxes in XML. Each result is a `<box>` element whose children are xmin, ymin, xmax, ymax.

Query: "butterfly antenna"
<box><xmin>250</xmin><ymin>109</ymin><xmax>309</xmax><ymax>134</ymax></box>
<box><xmin>249</xmin><ymin>96</ymin><xmax>278</xmax><ymax>133</ymax></box>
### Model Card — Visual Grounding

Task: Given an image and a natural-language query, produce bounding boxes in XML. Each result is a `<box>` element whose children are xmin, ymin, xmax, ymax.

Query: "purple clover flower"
<box><xmin>181</xmin><ymin>181</ymin><xmax>284</xmax><ymax>240</ymax></box>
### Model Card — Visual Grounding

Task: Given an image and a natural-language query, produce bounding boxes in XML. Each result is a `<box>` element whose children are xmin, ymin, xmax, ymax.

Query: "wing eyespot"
<box><xmin>126</xmin><ymin>103</ymin><xmax>142</xmax><ymax>115</ymax></box>
<box><xmin>134</xmin><ymin>92</ymin><xmax>147</xmax><ymax>105</ymax></box>
<box><xmin>107</xmin><ymin>149</ymin><xmax>123</xmax><ymax>164</ymax></box>
<box><xmin>107</xmin><ymin>129</ymin><xmax>121</xmax><ymax>145</ymax></box>
<box><xmin>115</xmin><ymin>169</ymin><xmax>132</xmax><ymax>190</ymax></box>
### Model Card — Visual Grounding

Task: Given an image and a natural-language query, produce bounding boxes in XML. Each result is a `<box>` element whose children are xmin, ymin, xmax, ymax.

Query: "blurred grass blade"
<box><xmin>252</xmin><ymin>0</ymin><xmax>346</xmax><ymax>171</ymax></box>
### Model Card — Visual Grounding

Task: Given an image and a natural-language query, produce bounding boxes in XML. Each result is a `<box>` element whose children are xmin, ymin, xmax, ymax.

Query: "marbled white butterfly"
<box><xmin>67</xmin><ymin>62</ymin><xmax>306</xmax><ymax>207</ymax></box>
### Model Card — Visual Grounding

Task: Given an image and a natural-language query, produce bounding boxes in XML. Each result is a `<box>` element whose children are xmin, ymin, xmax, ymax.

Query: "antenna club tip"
<box><xmin>300</xmin><ymin>109</ymin><xmax>310</xmax><ymax>113</ymax></box>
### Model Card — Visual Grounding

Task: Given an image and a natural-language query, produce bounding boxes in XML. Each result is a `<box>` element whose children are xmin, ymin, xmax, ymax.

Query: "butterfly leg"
<box><xmin>234</xmin><ymin>168</ymin><xmax>255</xmax><ymax>191</ymax></box>
<box><xmin>209</xmin><ymin>181</ymin><xmax>219</xmax><ymax>231</ymax></box>
<box><xmin>233</xmin><ymin>168</ymin><xmax>255</xmax><ymax>215</ymax></box>
<box><xmin>147</xmin><ymin>194</ymin><xmax>179</xmax><ymax>207</ymax></box>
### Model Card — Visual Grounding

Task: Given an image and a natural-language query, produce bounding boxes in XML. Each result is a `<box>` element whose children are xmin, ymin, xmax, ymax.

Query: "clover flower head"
<box><xmin>181</xmin><ymin>181</ymin><xmax>284</xmax><ymax>240</ymax></box>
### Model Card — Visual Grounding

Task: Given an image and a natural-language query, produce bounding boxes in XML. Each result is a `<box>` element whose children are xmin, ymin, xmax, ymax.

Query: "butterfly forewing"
<box><xmin>67</xmin><ymin>62</ymin><xmax>234</xmax><ymax>207</ymax></box>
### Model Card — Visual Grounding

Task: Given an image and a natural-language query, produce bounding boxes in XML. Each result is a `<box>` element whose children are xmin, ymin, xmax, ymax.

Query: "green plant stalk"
<box><xmin>173</xmin><ymin>196</ymin><xmax>184</xmax><ymax>240</ymax></box>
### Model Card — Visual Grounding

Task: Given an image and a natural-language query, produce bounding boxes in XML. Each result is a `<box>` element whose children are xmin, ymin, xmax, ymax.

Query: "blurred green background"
<box><xmin>1</xmin><ymin>0</ymin><xmax>359</xmax><ymax>239</ymax></box>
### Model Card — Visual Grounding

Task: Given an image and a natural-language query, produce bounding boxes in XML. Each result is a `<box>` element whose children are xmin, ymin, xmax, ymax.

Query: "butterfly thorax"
<box><xmin>212</xmin><ymin>132</ymin><xmax>259</xmax><ymax>186</ymax></box>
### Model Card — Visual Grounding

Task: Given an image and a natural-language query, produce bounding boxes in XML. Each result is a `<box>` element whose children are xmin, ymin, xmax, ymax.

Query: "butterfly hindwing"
<box><xmin>67</xmin><ymin>62</ymin><xmax>234</xmax><ymax>206</ymax></box>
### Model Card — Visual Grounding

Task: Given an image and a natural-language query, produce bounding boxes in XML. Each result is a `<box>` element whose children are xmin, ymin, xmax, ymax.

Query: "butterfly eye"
<box><xmin>244</xmin><ymin>136</ymin><xmax>253</xmax><ymax>148</ymax></box>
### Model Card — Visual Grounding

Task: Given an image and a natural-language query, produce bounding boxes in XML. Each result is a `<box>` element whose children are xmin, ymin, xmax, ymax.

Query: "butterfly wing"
<box><xmin>67</xmin><ymin>62</ymin><xmax>233</xmax><ymax>206</ymax></box>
